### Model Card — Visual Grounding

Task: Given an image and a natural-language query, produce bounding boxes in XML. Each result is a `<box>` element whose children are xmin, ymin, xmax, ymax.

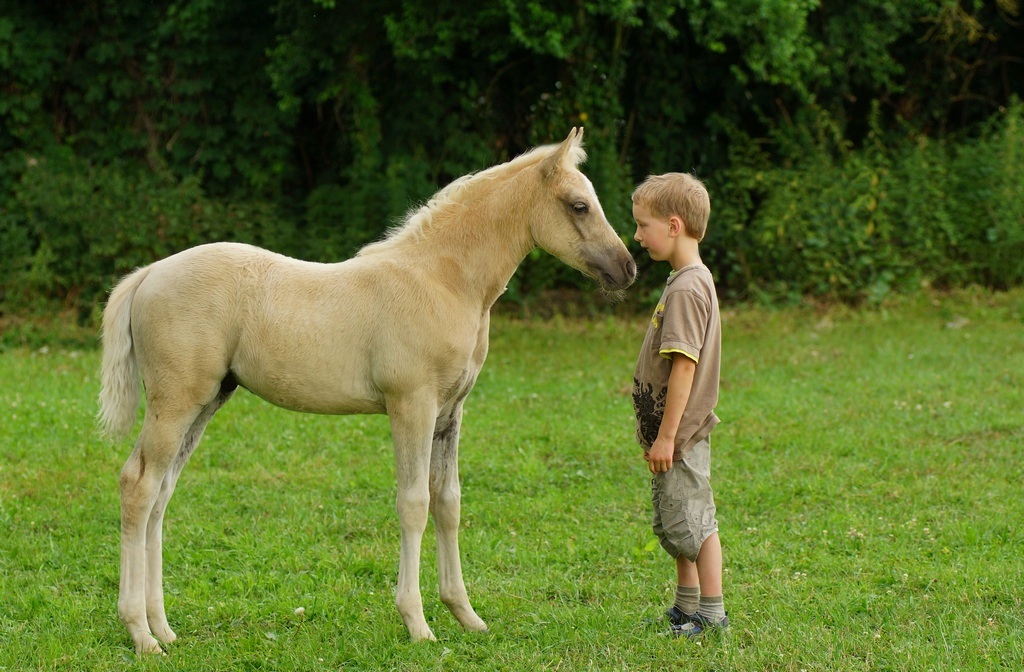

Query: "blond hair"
<box><xmin>631</xmin><ymin>172</ymin><xmax>711</xmax><ymax>242</ymax></box>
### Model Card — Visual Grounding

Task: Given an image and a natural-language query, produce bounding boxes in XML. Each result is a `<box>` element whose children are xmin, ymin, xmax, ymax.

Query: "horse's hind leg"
<box><xmin>119</xmin><ymin>378</ymin><xmax>233</xmax><ymax>654</ymax></box>
<box><xmin>430</xmin><ymin>405</ymin><xmax>487</xmax><ymax>633</ymax></box>
<box><xmin>144</xmin><ymin>381</ymin><xmax>236</xmax><ymax>647</ymax></box>
<box><xmin>118</xmin><ymin>411</ymin><xmax>193</xmax><ymax>654</ymax></box>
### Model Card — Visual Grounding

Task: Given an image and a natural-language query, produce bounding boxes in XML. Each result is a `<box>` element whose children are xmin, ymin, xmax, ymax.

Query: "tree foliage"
<box><xmin>1</xmin><ymin>0</ymin><xmax>1022</xmax><ymax>314</ymax></box>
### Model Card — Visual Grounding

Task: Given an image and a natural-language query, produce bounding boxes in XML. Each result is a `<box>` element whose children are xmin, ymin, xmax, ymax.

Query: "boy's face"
<box><xmin>632</xmin><ymin>201</ymin><xmax>677</xmax><ymax>263</ymax></box>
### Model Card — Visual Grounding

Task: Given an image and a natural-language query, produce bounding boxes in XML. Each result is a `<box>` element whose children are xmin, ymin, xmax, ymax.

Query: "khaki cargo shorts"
<box><xmin>651</xmin><ymin>436</ymin><xmax>718</xmax><ymax>562</ymax></box>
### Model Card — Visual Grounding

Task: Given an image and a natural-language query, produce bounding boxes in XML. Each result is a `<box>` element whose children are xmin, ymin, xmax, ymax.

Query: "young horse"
<box><xmin>99</xmin><ymin>128</ymin><xmax>636</xmax><ymax>654</ymax></box>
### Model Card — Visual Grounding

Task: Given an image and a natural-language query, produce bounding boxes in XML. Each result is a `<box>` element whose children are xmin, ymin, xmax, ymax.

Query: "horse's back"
<box><xmin>135</xmin><ymin>242</ymin><xmax>343</xmax><ymax>316</ymax></box>
<box><xmin>141</xmin><ymin>241</ymin><xmax>292</xmax><ymax>289</ymax></box>
<box><xmin>127</xmin><ymin>242</ymin><xmax>396</xmax><ymax>414</ymax></box>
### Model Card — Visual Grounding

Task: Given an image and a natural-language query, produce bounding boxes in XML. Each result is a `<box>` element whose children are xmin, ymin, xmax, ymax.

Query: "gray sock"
<box><xmin>674</xmin><ymin>585</ymin><xmax>700</xmax><ymax>615</ymax></box>
<box><xmin>697</xmin><ymin>595</ymin><xmax>726</xmax><ymax>622</ymax></box>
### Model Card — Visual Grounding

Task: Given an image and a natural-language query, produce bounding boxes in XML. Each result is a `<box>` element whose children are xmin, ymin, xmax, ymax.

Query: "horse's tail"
<box><xmin>98</xmin><ymin>266</ymin><xmax>151</xmax><ymax>440</ymax></box>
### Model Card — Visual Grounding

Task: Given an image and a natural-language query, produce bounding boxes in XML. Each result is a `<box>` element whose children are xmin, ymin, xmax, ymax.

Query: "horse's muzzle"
<box><xmin>596</xmin><ymin>253</ymin><xmax>637</xmax><ymax>291</ymax></box>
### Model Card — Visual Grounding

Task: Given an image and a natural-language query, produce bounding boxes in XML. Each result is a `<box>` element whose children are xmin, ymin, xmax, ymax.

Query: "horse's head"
<box><xmin>530</xmin><ymin>128</ymin><xmax>637</xmax><ymax>293</ymax></box>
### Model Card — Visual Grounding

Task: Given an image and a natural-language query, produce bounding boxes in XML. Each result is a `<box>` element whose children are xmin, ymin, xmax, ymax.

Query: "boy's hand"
<box><xmin>647</xmin><ymin>437</ymin><xmax>675</xmax><ymax>473</ymax></box>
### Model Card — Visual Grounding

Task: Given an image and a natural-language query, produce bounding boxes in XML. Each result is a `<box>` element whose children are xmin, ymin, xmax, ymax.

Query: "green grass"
<box><xmin>2</xmin><ymin>290</ymin><xmax>1023</xmax><ymax>670</ymax></box>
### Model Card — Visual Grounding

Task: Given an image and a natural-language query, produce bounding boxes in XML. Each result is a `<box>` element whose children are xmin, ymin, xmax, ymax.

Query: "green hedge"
<box><xmin>706</xmin><ymin>101</ymin><xmax>1024</xmax><ymax>305</ymax></box>
<box><xmin>0</xmin><ymin>150</ymin><xmax>295</xmax><ymax>317</ymax></box>
<box><xmin>2</xmin><ymin>102</ymin><xmax>1021</xmax><ymax>318</ymax></box>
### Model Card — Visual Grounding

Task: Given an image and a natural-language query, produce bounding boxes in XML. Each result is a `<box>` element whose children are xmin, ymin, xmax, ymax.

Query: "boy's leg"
<box><xmin>669</xmin><ymin>556</ymin><xmax>701</xmax><ymax>623</ymax></box>
<box><xmin>655</xmin><ymin>438</ymin><xmax>726</xmax><ymax>630</ymax></box>
<box><xmin>694</xmin><ymin>532</ymin><xmax>722</xmax><ymax>596</ymax></box>
<box><xmin>668</xmin><ymin>533</ymin><xmax>728</xmax><ymax>638</ymax></box>
<box><xmin>694</xmin><ymin>532</ymin><xmax>727</xmax><ymax>623</ymax></box>
<box><xmin>677</xmin><ymin>554</ymin><xmax>699</xmax><ymax>588</ymax></box>
<box><xmin>675</xmin><ymin>533</ymin><xmax>724</xmax><ymax>620</ymax></box>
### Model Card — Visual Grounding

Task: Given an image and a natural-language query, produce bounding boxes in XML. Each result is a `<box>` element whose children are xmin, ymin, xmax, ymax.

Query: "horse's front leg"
<box><xmin>388</xmin><ymin>393</ymin><xmax>438</xmax><ymax>642</ymax></box>
<box><xmin>430</xmin><ymin>404</ymin><xmax>488</xmax><ymax>633</ymax></box>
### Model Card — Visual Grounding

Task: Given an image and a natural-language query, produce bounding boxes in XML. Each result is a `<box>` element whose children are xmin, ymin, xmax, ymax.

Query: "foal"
<box><xmin>100</xmin><ymin>128</ymin><xmax>636</xmax><ymax>654</ymax></box>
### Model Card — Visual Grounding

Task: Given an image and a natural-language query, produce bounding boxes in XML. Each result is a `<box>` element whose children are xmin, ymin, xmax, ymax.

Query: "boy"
<box><xmin>631</xmin><ymin>173</ymin><xmax>727</xmax><ymax>638</ymax></box>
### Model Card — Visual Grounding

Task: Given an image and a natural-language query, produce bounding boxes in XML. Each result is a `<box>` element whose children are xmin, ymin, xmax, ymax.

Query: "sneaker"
<box><xmin>664</xmin><ymin>606</ymin><xmax>693</xmax><ymax>627</ymax></box>
<box><xmin>669</xmin><ymin>612</ymin><xmax>729</xmax><ymax>639</ymax></box>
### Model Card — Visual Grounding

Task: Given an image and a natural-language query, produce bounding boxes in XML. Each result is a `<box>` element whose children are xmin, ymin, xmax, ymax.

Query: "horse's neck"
<box><xmin>361</xmin><ymin>168</ymin><xmax>542</xmax><ymax>310</ymax></box>
<box><xmin>435</xmin><ymin>206</ymin><xmax>534</xmax><ymax>309</ymax></box>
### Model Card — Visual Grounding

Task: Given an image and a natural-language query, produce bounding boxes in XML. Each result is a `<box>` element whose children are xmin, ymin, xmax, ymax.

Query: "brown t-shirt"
<box><xmin>633</xmin><ymin>264</ymin><xmax>721</xmax><ymax>459</ymax></box>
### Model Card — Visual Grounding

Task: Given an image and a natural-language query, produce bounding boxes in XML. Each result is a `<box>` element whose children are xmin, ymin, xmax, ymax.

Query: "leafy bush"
<box><xmin>2</xmin><ymin>1</ymin><xmax>1022</xmax><ymax>316</ymax></box>
<box><xmin>1</xmin><ymin>149</ymin><xmax>295</xmax><ymax>317</ymax></box>
<box><xmin>947</xmin><ymin>103</ymin><xmax>1024</xmax><ymax>289</ymax></box>
<box><xmin>701</xmin><ymin>101</ymin><xmax>1024</xmax><ymax>304</ymax></box>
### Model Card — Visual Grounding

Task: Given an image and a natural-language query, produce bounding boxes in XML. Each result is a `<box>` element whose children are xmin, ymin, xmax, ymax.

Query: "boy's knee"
<box><xmin>660</xmin><ymin>531</ymin><xmax>702</xmax><ymax>563</ymax></box>
<box><xmin>663</xmin><ymin>524</ymin><xmax>720</xmax><ymax>562</ymax></box>
<box><xmin>653</xmin><ymin>500</ymin><xmax>711</xmax><ymax>561</ymax></box>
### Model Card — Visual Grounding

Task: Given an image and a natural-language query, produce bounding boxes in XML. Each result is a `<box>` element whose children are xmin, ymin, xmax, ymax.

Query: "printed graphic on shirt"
<box><xmin>632</xmin><ymin>377</ymin><xmax>666</xmax><ymax>446</ymax></box>
<box><xmin>651</xmin><ymin>303</ymin><xmax>664</xmax><ymax>329</ymax></box>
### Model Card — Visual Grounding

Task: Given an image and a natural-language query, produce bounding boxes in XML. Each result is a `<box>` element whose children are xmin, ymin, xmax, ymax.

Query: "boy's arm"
<box><xmin>648</xmin><ymin>353</ymin><xmax>696</xmax><ymax>474</ymax></box>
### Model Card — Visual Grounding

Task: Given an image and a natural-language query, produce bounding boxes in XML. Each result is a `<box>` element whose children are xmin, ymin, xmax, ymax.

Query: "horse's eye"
<box><xmin>572</xmin><ymin>202</ymin><xmax>589</xmax><ymax>215</ymax></box>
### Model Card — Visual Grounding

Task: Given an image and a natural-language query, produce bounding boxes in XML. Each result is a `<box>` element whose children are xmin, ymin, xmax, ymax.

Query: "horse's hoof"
<box><xmin>134</xmin><ymin>635</ymin><xmax>166</xmax><ymax>656</ymax></box>
<box><xmin>409</xmin><ymin>628</ymin><xmax>437</xmax><ymax>643</ymax></box>
<box><xmin>152</xmin><ymin>624</ymin><xmax>177</xmax><ymax>645</ymax></box>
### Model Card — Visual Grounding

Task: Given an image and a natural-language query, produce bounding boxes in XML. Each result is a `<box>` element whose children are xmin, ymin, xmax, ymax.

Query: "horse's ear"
<box><xmin>561</xmin><ymin>126</ymin><xmax>585</xmax><ymax>158</ymax></box>
<box><xmin>541</xmin><ymin>127</ymin><xmax>586</xmax><ymax>179</ymax></box>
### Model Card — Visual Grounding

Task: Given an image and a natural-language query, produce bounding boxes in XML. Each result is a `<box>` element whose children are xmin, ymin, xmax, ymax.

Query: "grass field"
<box><xmin>1</xmin><ymin>290</ymin><xmax>1022</xmax><ymax>671</ymax></box>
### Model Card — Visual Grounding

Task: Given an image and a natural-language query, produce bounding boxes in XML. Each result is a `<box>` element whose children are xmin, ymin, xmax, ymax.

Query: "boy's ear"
<box><xmin>668</xmin><ymin>215</ymin><xmax>684</xmax><ymax>237</ymax></box>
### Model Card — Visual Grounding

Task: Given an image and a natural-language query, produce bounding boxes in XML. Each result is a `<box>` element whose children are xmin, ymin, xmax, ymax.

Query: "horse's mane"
<box><xmin>358</xmin><ymin>140</ymin><xmax>587</xmax><ymax>256</ymax></box>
